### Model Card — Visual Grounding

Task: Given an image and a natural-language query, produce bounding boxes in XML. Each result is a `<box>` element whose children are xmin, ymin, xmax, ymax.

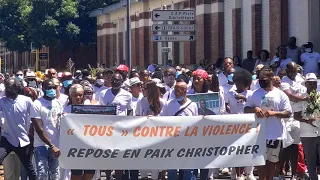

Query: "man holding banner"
<box><xmin>160</xmin><ymin>81</ymin><xmax>198</xmax><ymax>180</ymax></box>
<box><xmin>245</xmin><ymin>66</ymin><xmax>292</xmax><ymax>180</ymax></box>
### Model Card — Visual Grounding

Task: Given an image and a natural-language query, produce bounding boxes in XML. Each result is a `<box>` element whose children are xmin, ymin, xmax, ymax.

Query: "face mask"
<box><xmin>259</xmin><ymin>79</ymin><xmax>270</xmax><ymax>89</ymax></box>
<box><xmin>227</xmin><ymin>74</ymin><xmax>234</xmax><ymax>82</ymax></box>
<box><xmin>28</xmin><ymin>81</ymin><xmax>37</xmax><ymax>87</ymax></box>
<box><xmin>176</xmin><ymin>96</ymin><xmax>184</xmax><ymax>102</ymax></box>
<box><xmin>84</xmin><ymin>99</ymin><xmax>91</xmax><ymax>105</ymax></box>
<box><xmin>97</xmin><ymin>79</ymin><xmax>104</xmax><ymax>85</ymax></box>
<box><xmin>45</xmin><ymin>89</ymin><xmax>56</xmax><ymax>98</ymax></box>
<box><xmin>163</xmin><ymin>76</ymin><xmax>171</xmax><ymax>85</ymax></box>
<box><xmin>17</xmin><ymin>75</ymin><xmax>23</xmax><ymax>81</ymax></box>
<box><xmin>84</xmin><ymin>95</ymin><xmax>92</xmax><ymax>100</ymax></box>
<box><xmin>305</xmin><ymin>48</ymin><xmax>312</xmax><ymax>53</ymax></box>
<box><xmin>252</xmin><ymin>75</ymin><xmax>257</xmax><ymax>80</ymax></box>
<box><xmin>63</xmin><ymin>80</ymin><xmax>72</xmax><ymax>88</ymax></box>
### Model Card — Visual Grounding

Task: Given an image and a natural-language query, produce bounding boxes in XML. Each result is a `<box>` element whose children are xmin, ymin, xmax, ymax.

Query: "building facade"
<box><xmin>90</xmin><ymin>0</ymin><xmax>320</xmax><ymax>69</ymax></box>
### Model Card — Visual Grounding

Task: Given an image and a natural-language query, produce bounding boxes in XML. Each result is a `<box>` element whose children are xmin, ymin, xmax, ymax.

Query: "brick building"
<box><xmin>90</xmin><ymin>0</ymin><xmax>320</xmax><ymax>69</ymax></box>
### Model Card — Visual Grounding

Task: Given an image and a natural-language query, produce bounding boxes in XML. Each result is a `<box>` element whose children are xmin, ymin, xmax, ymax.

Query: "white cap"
<box><xmin>26</xmin><ymin>71</ymin><xmax>36</xmax><ymax>78</ymax></box>
<box><xmin>305</xmin><ymin>73</ymin><xmax>317</xmax><ymax>82</ymax></box>
<box><xmin>129</xmin><ymin>77</ymin><xmax>142</xmax><ymax>86</ymax></box>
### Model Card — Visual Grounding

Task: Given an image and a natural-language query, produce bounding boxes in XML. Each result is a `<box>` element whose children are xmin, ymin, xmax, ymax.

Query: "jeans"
<box><xmin>34</xmin><ymin>146</ymin><xmax>59</xmax><ymax>180</ymax></box>
<box><xmin>0</xmin><ymin>137</ymin><xmax>36</xmax><ymax>180</ymax></box>
<box><xmin>167</xmin><ymin>169</ymin><xmax>195</xmax><ymax>180</ymax></box>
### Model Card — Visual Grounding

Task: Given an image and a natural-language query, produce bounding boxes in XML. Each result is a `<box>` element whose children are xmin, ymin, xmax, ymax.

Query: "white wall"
<box><xmin>288</xmin><ymin>0</ymin><xmax>309</xmax><ymax>47</ymax></box>
<box><xmin>261</xmin><ymin>0</ymin><xmax>269</xmax><ymax>51</ymax></box>
<box><xmin>241</xmin><ymin>0</ymin><xmax>252</xmax><ymax>59</ymax></box>
<box><xmin>224</xmin><ymin>0</ymin><xmax>234</xmax><ymax>57</ymax></box>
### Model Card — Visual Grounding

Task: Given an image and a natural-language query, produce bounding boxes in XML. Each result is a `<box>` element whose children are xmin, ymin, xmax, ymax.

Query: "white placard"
<box><xmin>152</xmin><ymin>10</ymin><xmax>195</xmax><ymax>21</ymax></box>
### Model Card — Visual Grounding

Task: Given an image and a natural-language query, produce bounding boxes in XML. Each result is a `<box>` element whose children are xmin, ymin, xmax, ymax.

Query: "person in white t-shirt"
<box><xmin>137</xmin><ymin>80</ymin><xmax>163</xmax><ymax>180</ymax></box>
<box><xmin>222</xmin><ymin>67</ymin><xmax>236</xmax><ymax>114</ymax></box>
<box><xmin>30</xmin><ymin>79</ymin><xmax>64</xmax><ymax>179</ymax></box>
<box><xmin>93</xmin><ymin>71</ymin><xmax>108</xmax><ymax>101</ymax></box>
<box><xmin>293</xmin><ymin>73</ymin><xmax>320</xmax><ymax>180</ymax></box>
<box><xmin>300</xmin><ymin>42</ymin><xmax>320</xmax><ymax>76</ymax></box>
<box><xmin>63</xmin><ymin>84</ymin><xmax>96</xmax><ymax>180</ymax></box>
<box><xmin>52</xmin><ymin>78</ymin><xmax>69</xmax><ymax>108</ymax></box>
<box><xmin>250</xmin><ymin>64</ymin><xmax>264</xmax><ymax>91</ymax></box>
<box><xmin>0</xmin><ymin>74</ymin><xmax>5</xmax><ymax>98</ymax></box>
<box><xmin>99</xmin><ymin>73</ymin><xmax>133</xmax><ymax>180</ymax></box>
<box><xmin>279</xmin><ymin>62</ymin><xmax>307</xmax><ymax>179</ymax></box>
<box><xmin>286</xmin><ymin>37</ymin><xmax>302</xmax><ymax>64</ymax></box>
<box><xmin>160</xmin><ymin>82</ymin><xmax>198</xmax><ymax>180</ymax></box>
<box><xmin>99</xmin><ymin>73</ymin><xmax>133</xmax><ymax>116</ymax></box>
<box><xmin>218</xmin><ymin>57</ymin><xmax>234</xmax><ymax>87</ymax></box>
<box><xmin>163</xmin><ymin>67</ymin><xmax>177</xmax><ymax>102</ymax></box>
<box><xmin>227</xmin><ymin>69</ymin><xmax>256</xmax><ymax>180</ymax></box>
<box><xmin>274</xmin><ymin>46</ymin><xmax>293</xmax><ymax>75</ymax></box>
<box><xmin>244</xmin><ymin>66</ymin><xmax>292</xmax><ymax>180</ymax></box>
<box><xmin>129</xmin><ymin>77</ymin><xmax>143</xmax><ymax>116</ymax></box>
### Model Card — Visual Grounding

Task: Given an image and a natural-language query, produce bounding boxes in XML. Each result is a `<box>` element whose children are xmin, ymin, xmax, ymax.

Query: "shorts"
<box><xmin>71</xmin><ymin>169</ymin><xmax>95</xmax><ymax>176</ymax></box>
<box><xmin>266</xmin><ymin>140</ymin><xmax>282</xmax><ymax>163</ymax></box>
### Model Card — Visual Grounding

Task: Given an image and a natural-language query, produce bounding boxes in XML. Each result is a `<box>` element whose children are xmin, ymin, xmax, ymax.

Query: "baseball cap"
<box><xmin>116</xmin><ymin>64</ymin><xmax>129</xmax><ymax>72</ymax></box>
<box><xmin>129</xmin><ymin>77</ymin><xmax>142</xmax><ymax>86</ymax></box>
<box><xmin>26</xmin><ymin>71</ymin><xmax>36</xmax><ymax>78</ymax></box>
<box><xmin>51</xmin><ymin>78</ymin><xmax>61</xmax><ymax>86</ymax></box>
<box><xmin>305</xmin><ymin>73</ymin><xmax>317</xmax><ymax>81</ymax></box>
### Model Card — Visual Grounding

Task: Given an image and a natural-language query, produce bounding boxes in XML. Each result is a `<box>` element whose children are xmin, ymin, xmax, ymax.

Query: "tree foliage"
<box><xmin>0</xmin><ymin>0</ymin><xmax>32</xmax><ymax>52</ymax></box>
<box><xmin>0</xmin><ymin>0</ymin><xmax>119</xmax><ymax>51</ymax></box>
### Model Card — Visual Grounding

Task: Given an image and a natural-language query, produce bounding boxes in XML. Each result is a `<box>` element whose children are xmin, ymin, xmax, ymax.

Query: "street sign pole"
<box><xmin>162</xmin><ymin>5</ymin><xmax>168</xmax><ymax>67</ymax></box>
<box><xmin>126</xmin><ymin>0</ymin><xmax>131</xmax><ymax>69</ymax></box>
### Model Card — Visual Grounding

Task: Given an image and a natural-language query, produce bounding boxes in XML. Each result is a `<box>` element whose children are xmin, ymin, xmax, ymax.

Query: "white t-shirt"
<box><xmin>30</xmin><ymin>97</ymin><xmax>63</xmax><ymax>147</ymax></box>
<box><xmin>99</xmin><ymin>88</ymin><xmax>133</xmax><ymax>116</ymax></box>
<box><xmin>218</xmin><ymin>72</ymin><xmax>228</xmax><ymax>87</ymax></box>
<box><xmin>163</xmin><ymin>89</ymin><xmax>176</xmax><ymax>102</ymax></box>
<box><xmin>58</xmin><ymin>94</ymin><xmax>69</xmax><ymax>108</ymax></box>
<box><xmin>93</xmin><ymin>85</ymin><xmax>109</xmax><ymax>101</ymax></box>
<box><xmin>250</xmin><ymin>80</ymin><xmax>260</xmax><ymax>91</ymax></box>
<box><xmin>301</xmin><ymin>51</ymin><xmax>320</xmax><ymax>76</ymax></box>
<box><xmin>292</xmin><ymin>87</ymin><xmax>319</xmax><ymax>137</ymax></box>
<box><xmin>160</xmin><ymin>98</ymin><xmax>198</xmax><ymax>116</ymax></box>
<box><xmin>275</xmin><ymin>58</ymin><xmax>293</xmax><ymax>75</ymax></box>
<box><xmin>227</xmin><ymin>90</ymin><xmax>252</xmax><ymax>114</ymax></box>
<box><xmin>281</xmin><ymin>76</ymin><xmax>304</xmax><ymax>94</ymax></box>
<box><xmin>136</xmin><ymin>97</ymin><xmax>165</xmax><ymax>116</ymax></box>
<box><xmin>286</xmin><ymin>46</ymin><xmax>301</xmax><ymax>64</ymax></box>
<box><xmin>222</xmin><ymin>84</ymin><xmax>235</xmax><ymax>104</ymax></box>
<box><xmin>245</xmin><ymin>87</ymin><xmax>292</xmax><ymax>140</ymax></box>
<box><xmin>132</xmin><ymin>93</ymin><xmax>143</xmax><ymax>116</ymax></box>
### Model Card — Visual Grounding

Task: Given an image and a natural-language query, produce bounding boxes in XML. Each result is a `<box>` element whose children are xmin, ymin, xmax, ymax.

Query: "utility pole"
<box><xmin>126</xmin><ymin>0</ymin><xmax>131</xmax><ymax>69</ymax></box>
<box><xmin>162</xmin><ymin>5</ymin><xmax>168</xmax><ymax>67</ymax></box>
<box><xmin>35</xmin><ymin>49</ymin><xmax>39</xmax><ymax>71</ymax></box>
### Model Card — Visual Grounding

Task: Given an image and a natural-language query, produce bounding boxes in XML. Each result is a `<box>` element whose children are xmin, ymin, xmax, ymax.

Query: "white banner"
<box><xmin>59</xmin><ymin>114</ymin><xmax>266</xmax><ymax>170</ymax></box>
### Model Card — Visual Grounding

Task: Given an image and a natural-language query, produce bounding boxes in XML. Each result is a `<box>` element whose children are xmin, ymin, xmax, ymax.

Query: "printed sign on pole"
<box><xmin>152</xmin><ymin>10</ymin><xmax>195</xmax><ymax>21</ymax></box>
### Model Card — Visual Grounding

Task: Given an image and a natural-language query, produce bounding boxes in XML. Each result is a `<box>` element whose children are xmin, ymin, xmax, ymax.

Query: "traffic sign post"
<box><xmin>152</xmin><ymin>24</ymin><xmax>195</xmax><ymax>32</ymax></box>
<box><xmin>152</xmin><ymin>10</ymin><xmax>195</xmax><ymax>21</ymax></box>
<box><xmin>161</xmin><ymin>47</ymin><xmax>172</xmax><ymax>53</ymax></box>
<box><xmin>152</xmin><ymin>35</ymin><xmax>195</xmax><ymax>42</ymax></box>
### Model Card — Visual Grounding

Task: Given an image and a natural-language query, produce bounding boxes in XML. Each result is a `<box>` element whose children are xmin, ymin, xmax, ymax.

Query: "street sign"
<box><xmin>152</xmin><ymin>10</ymin><xmax>195</xmax><ymax>21</ymax></box>
<box><xmin>161</xmin><ymin>47</ymin><xmax>172</xmax><ymax>53</ymax></box>
<box><xmin>152</xmin><ymin>35</ymin><xmax>195</xmax><ymax>42</ymax></box>
<box><xmin>152</xmin><ymin>24</ymin><xmax>195</xmax><ymax>32</ymax></box>
<box><xmin>39</xmin><ymin>52</ymin><xmax>49</xmax><ymax>60</ymax></box>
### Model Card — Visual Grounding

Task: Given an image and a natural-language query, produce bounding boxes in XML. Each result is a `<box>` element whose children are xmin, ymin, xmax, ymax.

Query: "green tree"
<box><xmin>0</xmin><ymin>0</ymin><xmax>32</xmax><ymax>52</ymax></box>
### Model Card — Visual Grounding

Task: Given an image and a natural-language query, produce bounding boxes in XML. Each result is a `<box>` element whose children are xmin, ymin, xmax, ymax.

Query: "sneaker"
<box><xmin>297</xmin><ymin>172</ymin><xmax>309</xmax><ymax>180</ymax></box>
<box><xmin>291</xmin><ymin>175</ymin><xmax>297</xmax><ymax>180</ymax></box>
<box><xmin>221</xmin><ymin>168</ymin><xmax>229</xmax><ymax>174</ymax></box>
<box><xmin>247</xmin><ymin>174</ymin><xmax>257</xmax><ymax>180</ymax></box>
<box><xmin>236</xmin><ymin>175</ymin><xmax>245</xmax><ymax>180</ymax></box>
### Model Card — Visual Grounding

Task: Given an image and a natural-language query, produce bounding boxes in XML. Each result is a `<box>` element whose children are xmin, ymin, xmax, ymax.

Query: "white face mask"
<box><xmin>84</xmin><ymin>99</ymin><xmax>91</xmax><ymax>105</ymax></box>
<box><xmin>96</xmin><ymin>79</ymin><xmax>104</xmax><ymax>85</ymax></box>
<box><xmin>305</xmin><ymin>48</ymin><xmax>312</xmax><ymax>53</ymax></box>
<box><xmin>28</xmin><ymin>81</ymin><xmax>37</xmax><ymax>87</ymax></box>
